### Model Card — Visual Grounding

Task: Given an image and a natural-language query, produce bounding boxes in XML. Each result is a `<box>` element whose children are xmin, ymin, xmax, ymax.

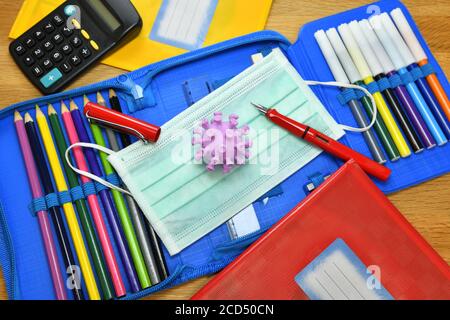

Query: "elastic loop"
<box><xmin>337</xmin><ymin>88</ymin><xmax>358</xmax><ymax>105</ymax></box>
<box><xmin>421</xmin><ymin>63</ymin><xmax>436</xmax><ymax>77</ymax></box>
<box><xmin>70</xmin><ymin>186</ymin><xmax>85</xmax><ymax>202</ymax></box>
<box><xmin>82</xmin><ymin>182</ymin><xmax>97</xmax><ymax>197</ymax></box>
<box><xmin>389</xmin><ymin>74</ymin><xmax>403</xmax><ymax>89</ymax></box>
<box><xmin>365</xmin><ymin>81</ymin><xmax>380</xmax><ymax>94</ymax></box>
<box><xmin>377</xmin><ymin>77</ymin><xmax>391</xmax><ymax>91</ymax></box>
<box><xmin>400</xmin><ymin>71</ymin><xmax>414</xmax><ymax>85</ymax></box>
<box><xmin>410</xmin><ymin>67</ymin><xmax>424</xmax><ymax>81</ymax></box>
<box><xmin>57</xmin><ymin>191</ymin><xmax>72</xmax><ymax>205</ymax></box>
<box><xmin>45</xmin><ymin>193</ymin><xmax>59</xmax><ymax>209</ymax></box>
<box><xmin>29</xmin><ymin>198</ymin><xmax>47</xmax><ymax>216</ymax></box>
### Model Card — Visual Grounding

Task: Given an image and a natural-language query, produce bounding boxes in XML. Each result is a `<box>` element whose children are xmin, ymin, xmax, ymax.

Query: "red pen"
<box><xmin>84</xmin><ymin>102</ymin><xmax>161</xmax><ymax>143</ymax></box>
<box><xmin>252</xmin><ymin>103</ymin><xmax>391</xmax><ymax>181</ymax></box>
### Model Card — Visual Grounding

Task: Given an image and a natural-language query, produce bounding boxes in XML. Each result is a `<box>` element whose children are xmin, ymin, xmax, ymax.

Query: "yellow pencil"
<box><xmin>35</xmin><ymin>105</ymin><xmax>100</xmax><ymax>300</ymax></box>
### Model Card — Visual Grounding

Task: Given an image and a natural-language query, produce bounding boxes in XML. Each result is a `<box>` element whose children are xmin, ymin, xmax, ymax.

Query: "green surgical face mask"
<box><xmin>68</xmin><ymin>49</ymin><xmax>362</xmax><ymax>255</ymax></box>
<box><xmin>106</xmin><ymin>49</ymin><xmax>345</xmax><ymax>255</ymax></box>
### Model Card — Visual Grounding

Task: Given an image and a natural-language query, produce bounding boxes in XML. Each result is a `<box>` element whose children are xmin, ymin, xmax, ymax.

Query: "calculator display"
<box><xmin>88</xmin><ymin>0</ymin><xmax>121</xmax><ymax>32</ymax></box>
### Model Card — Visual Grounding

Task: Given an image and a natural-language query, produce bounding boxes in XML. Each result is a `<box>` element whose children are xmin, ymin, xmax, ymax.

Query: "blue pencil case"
<box><xmin>0</xmin><ymin>0</ymin><xmax>449</xmax><ymax>300</ymax></box>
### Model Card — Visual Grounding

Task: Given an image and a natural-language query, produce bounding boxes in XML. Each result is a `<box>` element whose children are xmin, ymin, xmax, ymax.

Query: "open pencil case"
<box><xmin>0</xmin><ymin>0</ymin><xmax>449</xmax><ymax>300</ymax></box>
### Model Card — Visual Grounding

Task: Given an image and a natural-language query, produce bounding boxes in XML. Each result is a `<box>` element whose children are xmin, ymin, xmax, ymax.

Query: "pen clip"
<box><xmin>85</xmin><ymin>110</ymin><xmax>148</xmax><ymax>144</ymax></box>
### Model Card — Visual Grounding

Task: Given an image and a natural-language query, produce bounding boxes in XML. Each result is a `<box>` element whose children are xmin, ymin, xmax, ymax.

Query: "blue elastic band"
<box><xmin>421</xmin><ymin>63</ymin><xmax>435</xmax><ymax>77</ymax></box>
<box><xmin>400</xmin><ymin>71</ymin><xmax>414</xmax><ymax>85</ymax></box>
<box><xmin>310</xmin><ymin>174</ymin><xmax>325</xmax><ymax>188</ymax></box>
<box><xmin>365</xmin><ymin>81</ymin><xmax>380</xmax><ymax>94</ymax></box>
<box><xmin>410</xmin><ymin>67</ymin><xmax>424</xmax><ymax>81</ymax></box>
<box><xmin>29</xmin><ymin>173</ymin><xmax>121</xmax><ymax>216</ymax></box>
<box><xmin>377</xmin><ymin>77</ymin><xmax>391</xmax><ymax>91</ymax></box>
<box><xmin>337</xmin><ymin>88</ymin><xmax>359</xmax><ymax>105</ymax></box>
<box><xmin>388</xmin><ymin>73</ymin><xmax>403</xmax><ymax>89</ymax></box>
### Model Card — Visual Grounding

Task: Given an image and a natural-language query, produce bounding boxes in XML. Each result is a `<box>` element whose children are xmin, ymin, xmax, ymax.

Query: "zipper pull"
<box><xmin>117</xmin><ymin>74</ymin><xmax>156</xmax><ymax>111</ymax></box>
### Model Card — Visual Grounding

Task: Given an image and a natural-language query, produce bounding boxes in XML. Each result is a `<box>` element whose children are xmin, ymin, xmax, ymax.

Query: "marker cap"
<box><xmin>390</xmin><ymin>8</ymin><xmax>427</xmax><ymax>62</ymax></box>
<box><xmin>314</xmin><ymin>30</ymin><xmax>350</xmax><ymax>84</ymax></box>
<box><xmin>326</xmin><ymin>28</ymin><xmax>362</xmax><ymax>83</ymax></box>
<box><xmin>379</xmin><ymin>13</ymin><xmax>416</xmax><ymax>66</ymax></box>
<box><xmin>369</xmin><ymin>15</ymin><xmax>407</xmax><ymax>70</ymax></box>
<box><xmin>359</xmin><ymin>19</ymin><xmax>395</xmax><ymax>74</ymax></box>
<box><xmin>348</xmin><ymin>20</ymin><xmax>384</xmax><ymax>76</ymax></box>
<box><xmin>337</xmin><ymin>23</ymin><xmax>372</xmax><ymax>79</ymax></box>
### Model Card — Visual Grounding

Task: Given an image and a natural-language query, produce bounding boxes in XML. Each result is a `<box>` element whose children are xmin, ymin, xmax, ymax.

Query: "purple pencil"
<box><xmin>14</xmin><ymin>111</ymin><xmax>67</xmax><ymax>300</ymax></box>
<box><xmin>69</xmin><ymin>99</ymin><xmax>140</xmax><ymax>293</ymax></box>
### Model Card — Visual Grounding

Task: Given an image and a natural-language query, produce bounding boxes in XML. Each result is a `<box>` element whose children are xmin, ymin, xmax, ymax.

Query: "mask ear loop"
<box><xmin>65</xmin><ymin>142</ymin><xmax>133</xmax><ymax>196</ymax></box>
<box><xmin>304</xmin><ymin>80</ymin><xmax>377</xmax><ymax>133</ymax></box>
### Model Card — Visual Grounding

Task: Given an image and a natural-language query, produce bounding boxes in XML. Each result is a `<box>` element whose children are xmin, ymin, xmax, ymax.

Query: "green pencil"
<box><xmin>48</xmin><ymin>103</ymin><xmax>114</xmax><ymax>300</ymax></box>
<box><xmin>88</xmin><ymin>94</ymin><xmax>151</xmax><ymax>289</ymax></box>
<box><xmin>355</xmin><ymin>80</ymin><xmax>400</xmax><ymax>161</ymax></box>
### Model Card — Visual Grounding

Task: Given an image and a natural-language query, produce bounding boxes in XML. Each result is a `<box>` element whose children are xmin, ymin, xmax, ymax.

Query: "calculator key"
<box><xmin>81</xmin><ymin>30</ymin><xmax>90</xmax><ymax>40</ymax></box>
<box><xmin>90</xmin><ymin>40</ymin><xmax>100</xmax><ymax>51</ymax></box>
<box><xmin>62</xmin><ymin>43</ymin><xmax>73</xmax><ymax>55</ymax></box>
<box><xmin>71</xmin><ymin>36</ymin><xmax>82</xmax><ymax>48</ymax></box>
<box><xmin>32</xmin><ymin>65</ymin><xmax>44</xmax><ymax>77</ymax></box>
<box><xmin>40</xmin><ymin>68</ymin><xmax>63</xmax><ymax>88</ymax></box>
<box><xmin>80</xmin><ymin>47</ymin><xmax>91</xmax><ymax>59</ymax></box>
<box><xmin>61</xmin><ymin>62</ymin><xmax>72</xmax><ymax>73</ymax></box>
<box><xmin>23</xmin><ymin>56</ymin><xmax>35</xmax><ymax>66</ymax></box>
<box><xmin>69</xmin><ymin>54</ymin><xmax>82</xmax><ymax>66</ymax></box>
<box><xmin>34</xmin><ymin>30</ymin><xmax>45</xmax><ymax>40</ymax></box>
<box><xmin>42</xmin><ymin>59</ymin><xmax>54</xmax><ymax>70</ymax></box>
<box><xmin>43</xmin><ymin>41</ymin><xmax>54</xmax><ymax>52</ymax></box>
<box><xmin>25</xmin><ymin>37</ymin><xmax>36</xmax><ymax>48</ymax></box>
<box><xmin>62</xmin><ymin>26</ymin><xmax>73</xmax><ymax>37</ymax></box>
<box><xmin>53</xmin><ymin>14</ymin><xmax>65</xmax><ymax>26</ymax></box>
<box><xmin>43</xmin><ymin>22</ymin><xmax>55</xmax><ymax>34</ymax></box>
<box><xmin>13</xmin><ymin>43</ymin><xmax>26</xmax><ymax>55</ymax></box>
<box><xmin>53</xmin><ymin>33</ymin><xmax>64</xmax><ymax>44</ymax></box>
<box><xmin>51</xmin><ymin>51</ymin><xmax>63</xmax><ymax>63</ymax></box>
<box><xmin>33</xmin><ymin>48</ymin><xmax>45</xmax><ymax>59</ymax></box>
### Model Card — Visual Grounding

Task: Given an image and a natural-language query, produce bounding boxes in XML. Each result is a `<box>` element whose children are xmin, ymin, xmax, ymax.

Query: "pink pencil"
<box><xmin>15</xmin><ymin>111</ymin><xmax>67</xmax><ymax>300</ymax></box>
<box><xmin>61</xmin><ymin>102</ymin><xmax>126</xmax><ymax>297</ymax></box>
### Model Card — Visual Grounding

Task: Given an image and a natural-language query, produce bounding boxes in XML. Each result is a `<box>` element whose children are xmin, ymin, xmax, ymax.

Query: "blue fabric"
<box><xmin>337</xmin><ymin>88</ymin><xmax>359</xmax><ymax>105</ymax></box>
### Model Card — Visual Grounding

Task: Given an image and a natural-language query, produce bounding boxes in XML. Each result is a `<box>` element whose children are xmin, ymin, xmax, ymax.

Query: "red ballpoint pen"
<box><xmin>252</xmin><ymin>103</ymin><xmax>391</xmax><ymax>181</ymax></box>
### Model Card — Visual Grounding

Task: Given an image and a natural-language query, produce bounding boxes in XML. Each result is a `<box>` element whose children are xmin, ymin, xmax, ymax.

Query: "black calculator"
<box><xmin>10</xmin><ymin>0</ymin><xmax>142</xmax><ymax>95</ymax></box>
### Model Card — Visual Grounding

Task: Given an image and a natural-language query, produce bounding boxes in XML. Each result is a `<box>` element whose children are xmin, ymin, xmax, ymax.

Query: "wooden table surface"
<box><xmin>0</xmin><ymin>0</ymin><xmax>449</xmax><ymax>300</ymax></box>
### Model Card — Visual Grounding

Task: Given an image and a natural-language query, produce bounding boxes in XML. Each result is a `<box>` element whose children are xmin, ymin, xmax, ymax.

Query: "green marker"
<box><xmin>48</xmin><ymin>103</ymin><xmax>114</xmax><ymax>300</ymax></box>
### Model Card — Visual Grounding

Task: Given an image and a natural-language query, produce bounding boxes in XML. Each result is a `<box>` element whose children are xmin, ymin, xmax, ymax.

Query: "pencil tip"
<box><xmin>48</xmin><ymin>104</ymin><xmax>57</xmax><ymax>115</ymax></box>
<box><xmin>61</xmin><ymin>102</ymin><xmax>69</xmax><ymax>113</ymax></box>
<box><xmin>24</xmin><ymin>113</ymin><xmax>33</xmax><ymax>123</ymax></box>
<box><xmin>83</xmin><ymin>95</ymin><xmax>90</xmax><ymax>105</ymax></box>
<box><xmin>97</xmin><ymin>91</ymin><xmax>105</xmax><ymax>104</ymax></box>
<box><xmin>35</xmin><ymin>105</ymin><xmax>44</xmax><ymax>116</ymax></box>
<box><xmin>70</xmin><ymin>100</ymin><xmax>79</xmax><ymax>111</ymax></box>
<box><xmin>109</xmin><ymin>88</ymin><xmax>116</xmax><ymax>98</ymax></box>
<box><xmin>14</xmin><ymin>111</ymin><xmax>23</xmax><ymax>122</ymax></box>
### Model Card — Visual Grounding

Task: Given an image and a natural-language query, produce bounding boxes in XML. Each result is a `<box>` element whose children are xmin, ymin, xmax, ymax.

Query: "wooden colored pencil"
<box><xmin>61</xmin><ymin>102</ymin><xmax>127</xmax><ymax>297</ymax></box>
<box><xmin>48</xmin><ymin>104</ymin><xmax>115</xmax><ymax>300</ymax></box>
<box><xmin>15</xmin><ymin>111</ymin><xmax>67</xmax><ymax>300</ymax></box>
<box><xmin>24</xmin><ymin>113</ymin><xmax>85</xmax><ymax>300</ymax></box>
<box><xmin>35</xmin><ymin>106</ymin><xmax>100</xmax><ymax>300</ymax></box>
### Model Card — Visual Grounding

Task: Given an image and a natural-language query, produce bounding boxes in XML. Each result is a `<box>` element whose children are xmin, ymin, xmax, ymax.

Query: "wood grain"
<box><xmin>0</xmin><ymin>0</ymin><xmax>448</xmax><ymax>300</ymax></box>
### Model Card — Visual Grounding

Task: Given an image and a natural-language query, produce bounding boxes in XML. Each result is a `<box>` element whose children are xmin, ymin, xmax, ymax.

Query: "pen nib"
<box><xmin>251</xmin><ymin>102</ymin><xmax>268</xmax><ymax>114</ymax></box>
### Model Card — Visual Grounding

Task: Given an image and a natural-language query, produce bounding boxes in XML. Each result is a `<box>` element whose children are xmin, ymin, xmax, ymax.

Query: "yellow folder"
<box><xmin>10</xmin><ymin>0</ymin><xmax>273</xmax><ymax>71</ymax></box>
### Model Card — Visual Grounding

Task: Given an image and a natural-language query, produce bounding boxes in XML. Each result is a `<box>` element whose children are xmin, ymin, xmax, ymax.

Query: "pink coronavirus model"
<box><xmin>192</xmin><ymin>112</ymin><xmax>252</xmax><ymax>173</ymax></box>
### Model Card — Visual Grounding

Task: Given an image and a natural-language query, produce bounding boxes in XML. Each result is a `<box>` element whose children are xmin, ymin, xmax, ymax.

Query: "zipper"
<box><xmin>0</xmin><ymin>201</ymin><xmax>17</xmax><ymax>299</ymax></box>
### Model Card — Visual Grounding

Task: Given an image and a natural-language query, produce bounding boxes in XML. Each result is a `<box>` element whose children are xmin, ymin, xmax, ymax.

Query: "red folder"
<box><xmin>192</xmin><ymin>161</ymin><xmax>450</xmax><ymax>300</ymax></box>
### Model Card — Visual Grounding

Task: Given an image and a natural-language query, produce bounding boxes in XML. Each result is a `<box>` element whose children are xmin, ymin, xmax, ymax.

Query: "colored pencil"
<box><xmin>48</xmin><ymin>104</ymin><xmax>114</xmax><ymax>300</ymax></box>
<box><xmin>35</xmin><ymin>106</ymin><xmax>100</xmax><ymax>300</ymax></box>
<box><xmin>325</xmin><ymin>28</ymin><xmax>401</xmax><ymax>161</ymax></box>
<box><xmin>24</xmin><ymin>113</ymin><xmax>85</xmax><ymax>300</ymax></box>
<box><xmin>70</xmin><ymin>98</ymin><xmax>141</xmax><ymax>293</ymax></box>
<box><xmin>109</xmin><ymin>89</ymin><xmax>163</xmax><ymax>284</ymax></box>
<box><xmin>371</xmin><ymin>14</ymin><xmax>447</xmax><ymax>146</ymax></box>
<box><xmin>347</xmin><ymin>21</ymin><xmax>424</xmax><ymax>153</ymax></box>
<box><xmin>109</xmin><ymin>89</ymin><xmax>167</xmax><ymax>285</ymax></box>
<box><xmin>359</xmin><ymin>19</ymin><xmax>436</xmax><ymax>149</ymax></box>
<box><xmin>15</xmin><ymin>112</ymin><xmax>67</xmax><ymax>300</ymax></box>
<box><xmin>61</xmin><ymin>103</ymin><xmax>127</xmax><ymax>298</ymax></box>
<box><xmin>336</xmin><ymin>25</ymin><xmax>411</xmax><ymax>158</ymax></box>
<box><xmin>391</xmin><ymin>8</ymin><xmax>450</xmax><ymax>122</ymax></box>
<box><xmin>95</xmin><ymin>92</ymin><xmax>151</xmax><ymax>289</ymax></box>
<box><xmin>314</xmin><ymin>30</ymin><xmax>387</xmax><ymax>164</ymax></box>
